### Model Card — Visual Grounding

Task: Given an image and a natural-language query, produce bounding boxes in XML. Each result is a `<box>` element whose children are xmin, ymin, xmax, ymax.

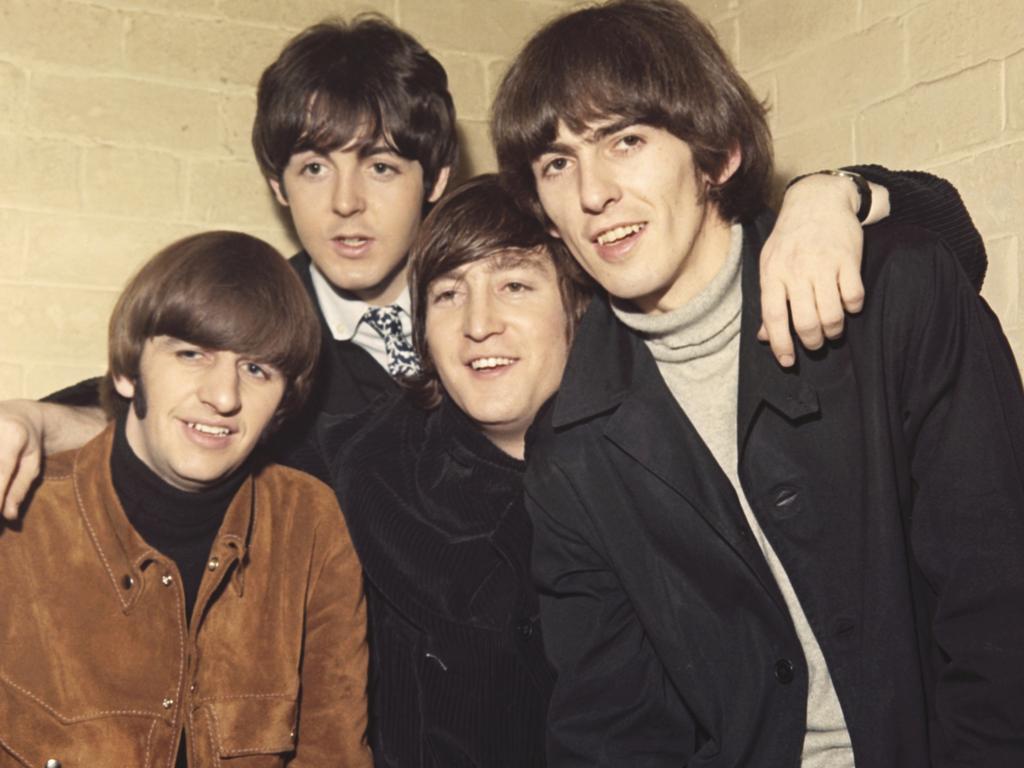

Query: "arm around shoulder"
<box><xmin>0</xmin><ymin>398</ymin><xmax>105</xmax><ymax>520</ymax></box>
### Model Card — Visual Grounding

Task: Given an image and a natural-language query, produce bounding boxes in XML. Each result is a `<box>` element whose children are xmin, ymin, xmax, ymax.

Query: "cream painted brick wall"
<box><xmin>706</xmin><ymin>0</ymin><xmax>1024</xmax><ymax>372</ymax></box>
<box><xmin>1</xmin><ymin>0</ymin><xmax>1021</xmax><ymax>396</ymax></box>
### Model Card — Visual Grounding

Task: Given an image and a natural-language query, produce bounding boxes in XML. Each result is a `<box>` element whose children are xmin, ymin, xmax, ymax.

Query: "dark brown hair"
<box><xmin>104</xmin><ymin>231</ymin><xmax>321</xmax><ymax>431</ymax></box>
<box><xmin>252</xmin><ymin>15</ymin><xmax>457</xmax><ymax>197</ymax></box>
<box><xmin>408</xmin><ymin>174</ymin><xmax>593</xmax><ymax>408</ymax></box>
<box><xmin>492</xmin><ymin>0</ymin><xmax>773</xmax><ymax>223</ymax></box>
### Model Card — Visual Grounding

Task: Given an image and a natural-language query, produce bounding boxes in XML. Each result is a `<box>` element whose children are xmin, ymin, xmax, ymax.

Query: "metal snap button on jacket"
<box><xmin>207</xmin><ymin>556</ymin><xmax>220</xmax><ymax>571</ymax></box>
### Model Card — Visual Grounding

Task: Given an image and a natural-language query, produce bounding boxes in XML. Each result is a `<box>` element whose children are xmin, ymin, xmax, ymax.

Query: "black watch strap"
<box><xmin>786</xmin><ymin>168</ymin><xmax>873</xmax><ymax>223</ymax></box>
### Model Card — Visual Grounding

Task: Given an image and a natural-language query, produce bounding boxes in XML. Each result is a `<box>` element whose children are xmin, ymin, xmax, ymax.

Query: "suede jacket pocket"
<box><xmin>193</xmin><ymin>695</ymin><xmax>298</xmax><ymax>763</ymax></box>
<box><xmin>0</xmin><ymin>673</ymin><xmax>162</xmax><ymax>768</ymax></box>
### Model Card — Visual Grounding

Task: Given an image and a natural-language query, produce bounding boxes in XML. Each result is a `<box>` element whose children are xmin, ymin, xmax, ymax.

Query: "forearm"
<box><xmin>38</xmin><ymin>401</ymin><xmax>107</xmax><ymax>455</ymax></box>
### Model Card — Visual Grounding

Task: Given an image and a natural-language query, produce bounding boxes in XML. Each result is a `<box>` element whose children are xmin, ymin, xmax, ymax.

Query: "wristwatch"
<box><xmin>785</xmin><ymin>168</ymin><xmax>872</xmax><ymax>223</ymax></box>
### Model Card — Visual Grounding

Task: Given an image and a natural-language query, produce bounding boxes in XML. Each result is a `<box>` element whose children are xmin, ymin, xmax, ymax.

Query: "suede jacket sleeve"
<box><xmin>291</xmin><ymin>495</ymin><xmax>373</xmax><ymax>767</ymax></box>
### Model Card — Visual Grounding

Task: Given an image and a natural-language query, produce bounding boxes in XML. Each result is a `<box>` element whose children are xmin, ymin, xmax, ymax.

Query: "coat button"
<box><xmin>161</xmin><ymin>574</ymin><xmax>174</xmax><ymax>586</ymax></box>
<box><xmin>207</xmin><ymin>557</ymin><xmax>220</xmax><ymax>571</ymax></box>
<box><xmin>774</xmin><ymin>658</ymin><xmax>795</xmax><ymax>685</ymax></box>
<box><xmin>45</xmin><ymin>760</ymin><xmax>62</xmax><ymax>768</ymax></box>
<box><xmin>121</xmin><ymin>574</ymin><xmax>134</xmax><ymax>589</ymax></box>
<box><xmin>517</xmin><ymin>620</ymin><xmax>534</xmax><ymax>638</ymax></box>
<box><xmin>771</xmin><ymin>487</ymin><xmax>801</xmax><ymax>519</ymax></box>
<box><xmin>162</xmin><ymin>698</ymin><xmax>174</xmax><ymax>709</ymax></box>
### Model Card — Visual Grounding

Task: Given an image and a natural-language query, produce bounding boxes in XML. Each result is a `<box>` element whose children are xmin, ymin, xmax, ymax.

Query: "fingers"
<box><xmin>838</xmin><ymin>261</ymin><xmax>866</xmax><ymax>315</ymax></box>
<box><xmin>813</xmin><ymin>273</ymin><xmax>846</xmax><ymax>341</ymax></box>
<box><xmin>0</xmin><ymin>417</ymin><xmax>35</xmax><ymax>521</ymax></box>
<box><xmin>2</xmin><ymin>447</ymin><xmax>40</xmax><ymax>521</ymax></box>
<box><xmin>787</xmin><ymin>280</ymin><xmax>825</xmax><ymax>351</ymax></box>
<box><xmin>760</xmin><ymin>277</ymin><xmax>796</xmax><ymax>367</ymax></box>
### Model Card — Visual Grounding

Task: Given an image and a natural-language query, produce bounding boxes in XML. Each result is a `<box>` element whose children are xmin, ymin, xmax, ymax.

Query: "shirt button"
<box><xmin>207</xmin><ymin>557</ymin><xmax>220</xmax><ymax>571</ymax></box>
<box><xmin>162</xmin><ymin>698</ymin><xmax>174</xmax><ymax>709</ymax></box>
<box><xmin>516</xmin><ymin>620</ymin><xmax>534</xmax><ymax>638</ymax></box>
<box><xmin>161</xmin><ymin>574</ymin><xmax>174</xmax><ymax>586</ymax></box>
<box><xmin>774</xmin><ymin>658</ymin><xmax>795</xmax><ymax>685</ymax></box>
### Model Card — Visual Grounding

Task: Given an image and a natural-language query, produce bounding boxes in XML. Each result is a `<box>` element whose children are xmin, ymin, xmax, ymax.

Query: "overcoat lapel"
<box><xmin>554</xmin><ymin>291</ymin><xmax>790</xmax><ymax>610</ymax></box>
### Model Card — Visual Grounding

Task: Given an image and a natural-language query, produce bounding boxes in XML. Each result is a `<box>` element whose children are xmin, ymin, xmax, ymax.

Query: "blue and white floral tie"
<box><xmin>361</xmin><ymin>305</ymin><xmax>420</xmax><ymax>379</ymax></box>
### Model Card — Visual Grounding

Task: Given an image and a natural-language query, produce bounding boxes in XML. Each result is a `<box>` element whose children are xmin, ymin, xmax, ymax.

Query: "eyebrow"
<box><xmin>358</xmin><ymin>141</ymin><xmax>403</xmax><ymax>160</ymax></box>
<box><xmin>537</xmin><ymin>117</ymin><xmax>640</xmax><ymax>158</ymax></box>
<box><xmin>488</xmin><ymin>251</ymin><xmax>548</xmax><ymax>272</ymax></box>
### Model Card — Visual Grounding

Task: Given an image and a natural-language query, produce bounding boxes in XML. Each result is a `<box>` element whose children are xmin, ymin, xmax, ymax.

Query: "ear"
<box><xmin>113</xmin><ymin>374</ymin><xmax>136</xmax><ymax>400</ymax></box>
<box><xmin>269</xmin><ymin>177</ymin><xmax>289</xmax><ymax>207</ymax></box>
<box><xmin>426</xmin><ymin>166</ymin><xmax>451</xmax><ymax>204</ymax></box>
<box><xmin>712</xmin><ymin>144</ymin><xmax>742</xmax><ymax>186</ymax></box>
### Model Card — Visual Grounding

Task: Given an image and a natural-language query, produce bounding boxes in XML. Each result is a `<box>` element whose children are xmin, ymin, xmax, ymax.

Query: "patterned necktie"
<box><xmin>361</xmin><ymin>304</ymin><xmax>420</xmax><ymax>378</ymax></box>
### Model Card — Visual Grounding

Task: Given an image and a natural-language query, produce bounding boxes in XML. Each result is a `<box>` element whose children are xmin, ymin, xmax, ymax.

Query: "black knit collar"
<box><xmin>436</xmin><ymin>395</ymin><xmax>526</xmax><ymax>475</ymax></box>
<box><xmin>110</xmin><ymin>412</ymin><xmax>248</xmax><ymax>543</ymax></box>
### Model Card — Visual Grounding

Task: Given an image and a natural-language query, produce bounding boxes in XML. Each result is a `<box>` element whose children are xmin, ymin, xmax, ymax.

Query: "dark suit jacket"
<box><xmin>524</xmin><ymin>213</ymin><xmax>1024</xmax><ymax>767</ymax></box>
<box><xmin>271</xmin><ymin>251</ymin><xmax>397</xmax><ymax>477</ymax></box>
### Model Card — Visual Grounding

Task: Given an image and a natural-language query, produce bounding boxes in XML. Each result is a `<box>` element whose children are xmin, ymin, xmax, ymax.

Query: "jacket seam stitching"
<box><xmin>0</xmin><ymin>673</ymin><xmax>162</xmax><ymax>720</ymax></box>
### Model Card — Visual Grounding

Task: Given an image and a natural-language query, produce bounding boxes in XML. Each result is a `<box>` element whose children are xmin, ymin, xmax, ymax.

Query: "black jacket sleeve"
<box><xmin>877</xmin><ymin>231</ymin><xmax>1024</xmax><ymax>764</ymax></box>
<box><xmin>525</xmin><ymin>458</ymin><xmax>697</xmax><ymax>768</ymax></box>
<box><xmin>41</xmin><ymin>377</ymin><xmax>102</xmax><ymax>407</ymax></box>
<box><xmin>847</xmin><ymin>164</ymin><xmax>987</xmax><ymax>291</ymax></box>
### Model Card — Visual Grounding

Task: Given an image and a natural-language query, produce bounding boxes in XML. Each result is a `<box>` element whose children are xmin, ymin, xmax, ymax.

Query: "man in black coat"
<box><xmin>493</xmin><ymin>1</ymin><xmax>1024</xmax><ymax>766</ymax></box>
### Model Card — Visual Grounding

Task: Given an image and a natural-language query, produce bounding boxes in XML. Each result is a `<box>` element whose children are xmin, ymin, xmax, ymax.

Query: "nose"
<box><xmin>198</xmin><ymin>358</ymin><xmax>241</xmax><ymax>415</ymax></box>
<box><xmin>578</xmin><ymin>156</ymin><xmax>619</xmax><ymax>215</ymax></box>
<box><xmin>332</xmin><ymin>167</ymin><xmax>366</xmax><ymax>217</ymax></box>
<box><xmin>462</xmin><ymin>289</ymin><xmax>504</xmax><ymax>342</ymax></box>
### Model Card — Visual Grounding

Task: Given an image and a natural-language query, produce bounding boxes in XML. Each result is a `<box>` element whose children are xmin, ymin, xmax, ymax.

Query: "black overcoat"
<box><xmin>524</xmin><ymin>214</ymin><xmax>1024</xmax><ymax>767</ymax></box>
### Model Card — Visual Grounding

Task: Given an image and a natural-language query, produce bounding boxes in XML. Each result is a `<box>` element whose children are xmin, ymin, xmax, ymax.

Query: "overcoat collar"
<box><xmin>549</xmin><ymin>211</ymin><xmax>821</xmax><ymax>607</ymax></box>
<box><xmin>553</xmin><ymin>210</ymin><xmax>821</xmax><ymax>444</ymax></box>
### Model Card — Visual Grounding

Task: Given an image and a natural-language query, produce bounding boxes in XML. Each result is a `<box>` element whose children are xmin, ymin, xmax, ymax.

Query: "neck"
<box><xmin>356</xmin><ymin>261</ymin><xmax>410</xmax><ymax>306</ymax></box>
<box><xmin>482</xmin><ymin>427</ymin><xmax>526</xmax><ymax>460</ymax></box>
<box><xmin>636</xmin><ymin>204</ymin><xmax>733</xmax><ymax>315</ymax></box>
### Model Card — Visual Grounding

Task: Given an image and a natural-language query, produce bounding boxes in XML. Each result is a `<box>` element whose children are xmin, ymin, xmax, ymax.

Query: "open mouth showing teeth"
<box><xmin>188</xmin><ymin>422</ymin><xmax>230</xmax><ymax>437</ymax></box>
<box><xmin>596</xmin><ymin>223</ymin><xmax>645</xmax><ymax>246</ymax></box>
<box><xmin>470</xmin><ymin>357</ymin><xmax>515</xmax><ymax>371</ymax></box>
<box><xmin>335</xmin><ymin>237</ymin><xmax>368</xmax><ymax>246</ymax></box>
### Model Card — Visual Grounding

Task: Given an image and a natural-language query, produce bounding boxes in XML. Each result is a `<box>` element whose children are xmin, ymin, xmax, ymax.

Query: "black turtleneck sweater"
<box><xmin>109</xmin><ymin>413</ymin><xmax>247</xmax><ymax>768</ymax></box>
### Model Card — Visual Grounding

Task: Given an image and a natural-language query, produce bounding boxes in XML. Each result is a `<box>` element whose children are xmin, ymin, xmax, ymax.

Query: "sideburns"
<box><xmin>132</xmin><ymin>377</ymin><xmax>148</xmax><ymax>420</ymax></box>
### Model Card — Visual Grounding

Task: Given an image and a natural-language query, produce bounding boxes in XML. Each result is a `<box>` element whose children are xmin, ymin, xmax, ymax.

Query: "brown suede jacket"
<box><xmin>0</xmin><ymin>426</ymin><xmax>372</xmax><ymax>768</ymax></box>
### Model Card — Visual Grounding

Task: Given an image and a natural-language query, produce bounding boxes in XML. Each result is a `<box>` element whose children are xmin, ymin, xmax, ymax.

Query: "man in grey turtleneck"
<box><xmin>493</xmin><ymin>1</ymin><xmax>1024</xmax><ymax>767</ymax></box>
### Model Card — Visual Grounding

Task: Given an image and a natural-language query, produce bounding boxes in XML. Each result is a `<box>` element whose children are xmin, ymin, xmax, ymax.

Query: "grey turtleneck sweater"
<box><xmin>613</xmin><ymin>224</ymin><xmax>855</xmax><ymax>768</ymax></box>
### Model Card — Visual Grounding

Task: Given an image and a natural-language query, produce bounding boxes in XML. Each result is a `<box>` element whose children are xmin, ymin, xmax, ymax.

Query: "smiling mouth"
<box><xmin>333</xmin><ymin>236</ymin><xmax>370</xmax><ymax>246</ymax></box>
<box><xmin>595</xmin><ymin>223</ymin><xmax>645</xmax><ymax>246</ymax></box>
<box><xmin>187</xmin><ymin>422</ymin><xmax>231</xmax><ymax>437</ymax></box>
<box><xmin>469</xmin><ymin>357</ymin><xmax>516</xmax><ymax>371</ymax></box>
